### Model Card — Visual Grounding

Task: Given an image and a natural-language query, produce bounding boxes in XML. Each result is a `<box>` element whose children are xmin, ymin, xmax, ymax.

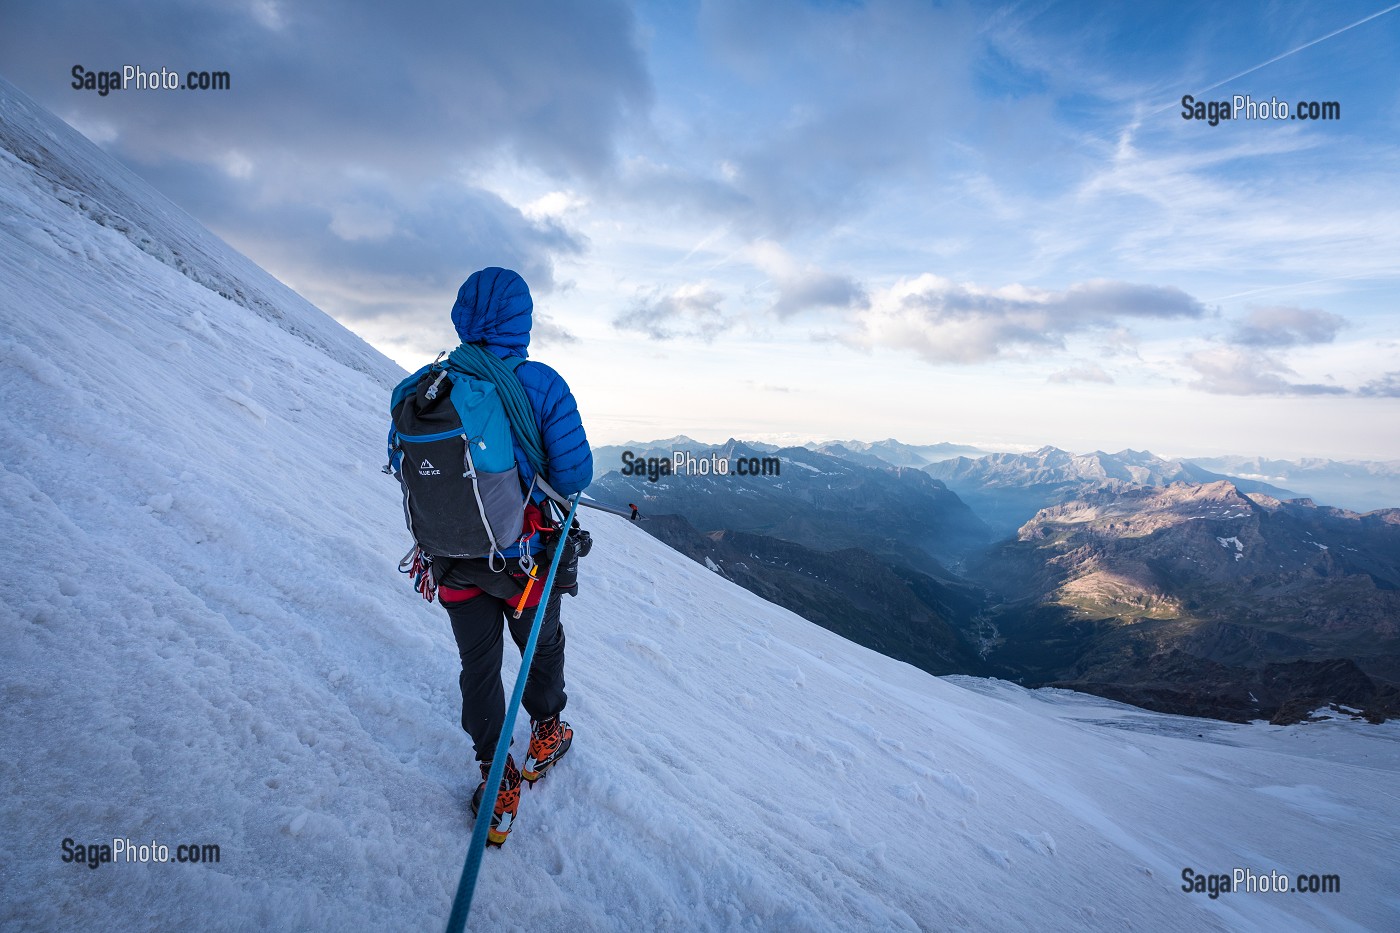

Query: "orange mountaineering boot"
<box><xmin>522</xmin><ymin>716</ymin><xmax>573</xmax><ymax>784</ymax></box>
<box><xmin>470</xmin><ymin>754</ymin><xmax>522</xmax><ymax>846</ymax></box>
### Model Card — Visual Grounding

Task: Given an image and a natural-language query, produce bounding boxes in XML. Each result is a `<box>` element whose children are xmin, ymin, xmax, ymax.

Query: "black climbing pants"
<box><xmin>443</xmin><ymin>590</ymin><xmax>568</xmax><ymax>762</ymax></box>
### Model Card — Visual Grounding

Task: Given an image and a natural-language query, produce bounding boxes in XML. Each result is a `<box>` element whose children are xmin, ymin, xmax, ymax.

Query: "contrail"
<box><xmin>1205</xmin><ymin>268</ymin><xmax>1396</xmax><ymax>303</ymax></box>
<box><xmin>1154</xmin><ymin>1</ymin><xmax>1400</xmax><ymax>114</ymax></box>
<box><xmin>1197</xmin><ymin>1</ymin><xmax>1400</xmax><ymax>96</ymax></box>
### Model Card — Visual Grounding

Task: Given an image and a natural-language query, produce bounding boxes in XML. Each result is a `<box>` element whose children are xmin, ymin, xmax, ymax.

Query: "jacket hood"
<box><xmin>450</xmin><ymin>267</ymin><xmax>532</xmax><ymax>357</ymax></box>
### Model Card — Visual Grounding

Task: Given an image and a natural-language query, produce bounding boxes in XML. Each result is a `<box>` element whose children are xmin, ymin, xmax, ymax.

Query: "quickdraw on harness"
<box><xmin>399</xmin><ymin>544</ymin><xmax>437</xmax><ymax>602</ymax></box>
<box><xmin>513</xmin><ymin>562</ymin><xmax>540</xmax><ymax>619</ymax></box>
<box><xmin>507</xmin><ymin>524</ymin><xmax>547</xmax><ymax>618</ymax></box>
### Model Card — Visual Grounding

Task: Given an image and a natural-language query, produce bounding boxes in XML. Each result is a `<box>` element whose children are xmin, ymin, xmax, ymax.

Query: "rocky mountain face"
<box><xmin>925</xmin><ymin>446</ymin><xmax>1297</xmax><ymax>535</ymax></box>
<box><xmin>973</xmin><ymin>481</ymin><xmax>1400</xmax><ymax>722</ymax></box>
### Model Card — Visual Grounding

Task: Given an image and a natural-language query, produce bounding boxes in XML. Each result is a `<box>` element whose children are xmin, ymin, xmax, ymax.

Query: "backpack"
<box><xmin>387</xmin><ymin>358</ymin><xmax>533</xmax><ymax>560</ymax></box>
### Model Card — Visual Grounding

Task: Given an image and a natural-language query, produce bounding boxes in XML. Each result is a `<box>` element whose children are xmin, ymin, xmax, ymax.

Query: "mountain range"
<box><xmin>604</xmin><ymin>439</ymin><xmax>1400</xmax><ymax>723</ymax></box>
<box><xmin>924</xmin><ymin>446</ymin><xmax>1298</xmax><ymax>535</ymax></box>
<box><xmin>1186</xmin><ymin>454</ymin><xmax>1400</xmax><ymax>514</ymax></box>
<box><xmin>591</xmin><ymin>437</ymin><xmax>985</xmax><ymax>477</ymax></box>
<box><xmin>590</xmin><ymin>434</ymin><xmax>775</xmax><ymax>475</ymax></box>
<box><xmin>805</xmin><ymin>438</ymin><xmax>989</xmax><ymax>468</ymax></box>
<box><xmin>593</xmin><ymin>439</ymin><xmax>993</xmax><ymax>569</ymax></box>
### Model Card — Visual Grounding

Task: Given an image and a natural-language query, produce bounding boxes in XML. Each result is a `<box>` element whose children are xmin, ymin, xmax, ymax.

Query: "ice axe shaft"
<box><xmin>575</xmin><ymin>498</ymin><xmax>635</xmax><ymax>519</ymax></box>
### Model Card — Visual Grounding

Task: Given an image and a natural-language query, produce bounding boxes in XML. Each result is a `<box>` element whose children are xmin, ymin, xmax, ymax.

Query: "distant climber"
<box><xmin>386</xmin><ymin>267</ymin><xmax>592</xmax><ymax>845</ymax></box>
<box><xmin>629</xmin><ymin>503</ymin><xmax>640</xmax><ymax>521</ymax></box>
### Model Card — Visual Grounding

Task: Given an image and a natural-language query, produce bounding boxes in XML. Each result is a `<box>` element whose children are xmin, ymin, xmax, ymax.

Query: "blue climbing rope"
<box><xmin>446</xmin><ymin>343</ymin><xmax>547</xmax><ymax>478</ymax></box>
<box><xmin>444</xmin><ymin>492</ymin><xmax>582</xmax><ymax>933</ymax></box>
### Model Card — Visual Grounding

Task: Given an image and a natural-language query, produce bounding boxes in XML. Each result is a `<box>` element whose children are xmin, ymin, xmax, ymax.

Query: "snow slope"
<box><xmin>3</xmin><ymin>77</ymin><xmax>1399</xmax><ymax>932</ymax></box>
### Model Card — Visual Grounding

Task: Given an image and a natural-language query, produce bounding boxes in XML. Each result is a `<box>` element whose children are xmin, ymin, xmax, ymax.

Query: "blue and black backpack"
<box><xmin>386</xmin><ymin>358</ymin><xmax>532</xmax><ymax>561</ymax></box>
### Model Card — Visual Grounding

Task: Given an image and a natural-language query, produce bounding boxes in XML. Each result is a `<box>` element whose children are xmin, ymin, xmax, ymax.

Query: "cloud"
<box><xmin>523</xmin><ymin>191</ymin><xmax>588</xmax><ymax>222</ymax></box>
<box><xmin>1228</xmin><ymin>306</ymin><xmax>1347</xmax><ymax>348</ymax></box>
<box><xmin>1184</xmin><ymin>347</ymin><xmax>1348</xmax><ymax>396</ymax></box>
<box><xmin>0</xmin><ymin>0</ymin><xmax>648</xmax><ymax>353</ymax></box>
<box><xmin>328</xmin><ymin>202</ymin><xmax>399</xmax><ymax>242</ymax></box>
<box><xmin>1048</xmin><ymin>363</ymin><xmax>1114</xmax><ymax>384</ymax></box>
<box><xmin>138</xmin><ymin>159</ymin><xmax>583</xmax><ymax>336</ymax></box>
<box><xmin>4</xmin><ymin>1</ymin><xmax>651</xmax><ymax>179</ymax></box>
<box><xmin>845</xmin><ymin>275</ymin><xmax>1205</xmax><ymax>363</ymax></box>
<box><xmin>1358</xmin><ymin>372</ymin><xmax>1400</xmax><ymax>398</ymax></box>
<box><xmin>1179</xmin><ymin>304</ymin><xmax>1374</xmax><ymax>397</ymax></box>
<box><xmin>609</xmin><ymin>0</ymin><xmax>985</xmax><ymax>237</ymax></box>
<box><xmin>532</xmin><ymin>314</ymin><xmax>578</xmax><ymax>347</ymax></box>
<box><xmin>612</xmin><ymin>284</ymin><xmax>733</xmax><ymax>341</ymax></box>
<box><xmin>1095</xmin><ymin>327</ymin><xmax>1143</xmax><ymax>359</ymax></box>
<box><xmin>747</xmin><ymin>241</ymin><xmax>867</xmax><ymax>317</ymax></box>
<box><xmin>772</xmin><ymin>271</ymin><xmax>866</xmax><ymax>318</ymax></box>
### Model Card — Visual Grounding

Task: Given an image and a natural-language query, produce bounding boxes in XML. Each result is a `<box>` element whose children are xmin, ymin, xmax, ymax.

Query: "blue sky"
<box><xmin>4</xmin><ymin>1</ymin><xmax>1399</xmax><ymax>458</ymax></box>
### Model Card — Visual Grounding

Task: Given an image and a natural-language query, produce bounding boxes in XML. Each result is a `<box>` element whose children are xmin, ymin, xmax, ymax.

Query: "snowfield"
<box><xmin>2</xmin><ymin>75</ymin><xmax>1399</xmax><ymax>932</ymax></box>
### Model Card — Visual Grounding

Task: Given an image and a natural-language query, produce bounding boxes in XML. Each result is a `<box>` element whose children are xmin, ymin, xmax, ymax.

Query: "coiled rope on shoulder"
<box><xmin>446</xmin><ymin>343</ymin><xmax>546</xmax><ymax>477</ymax></box>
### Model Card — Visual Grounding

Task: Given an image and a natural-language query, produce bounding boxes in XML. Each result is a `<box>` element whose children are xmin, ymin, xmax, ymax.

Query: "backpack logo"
<box><xmin>418</xmin><ymin>459</ymin><xmax>441</xmax><ymax>476</ymax></box>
